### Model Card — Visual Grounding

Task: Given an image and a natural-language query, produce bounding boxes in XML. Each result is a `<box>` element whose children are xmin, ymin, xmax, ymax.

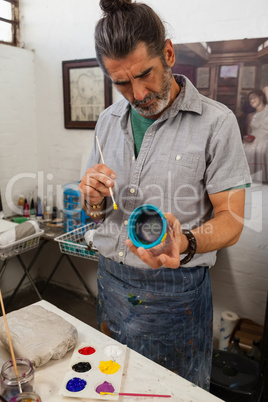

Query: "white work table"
<box><xmin>0</xmin><ymin>300</ymin><xmax>223</xmax><ymax>402</ymax></box>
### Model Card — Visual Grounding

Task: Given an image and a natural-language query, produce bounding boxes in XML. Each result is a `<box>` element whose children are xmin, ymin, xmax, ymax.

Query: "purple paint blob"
<box><xmin>66</xmin><ymin>377</ymin><xmax>87</xmax><ymax>392</ymax></box>
<box><xmin>96</xmin><ymin>381</ymin><xmax>115</xmax><ymax>394</ymax></box>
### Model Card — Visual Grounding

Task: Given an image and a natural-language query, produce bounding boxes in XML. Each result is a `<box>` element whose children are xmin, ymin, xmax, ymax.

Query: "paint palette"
<box><xmin>59</xmin><ymin>341</ymin><xmax>126</xmax><ymax>400</ymax></box>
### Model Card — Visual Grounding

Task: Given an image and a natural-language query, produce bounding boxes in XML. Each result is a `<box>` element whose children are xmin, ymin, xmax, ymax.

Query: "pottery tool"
<box><xmin>0</xmin><ymin>289</ymin><xmax>22</xmax><ymax>393</ymax></box>
<box><xmin>100</xmin><ymin>392</ymin><xmax>171</xmax><ymax>397</ymax></box>
<box><xmin>96</xmin><ymin>136</ymin><xmax>117</xmax><ymax>210</ymax></box>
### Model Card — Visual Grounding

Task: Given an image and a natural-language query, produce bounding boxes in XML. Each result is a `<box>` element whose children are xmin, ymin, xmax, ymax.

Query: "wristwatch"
<box><xmin>180</xmin><ymin>229</ymin><xmax>197</xmax><ymax>265</ymax></box>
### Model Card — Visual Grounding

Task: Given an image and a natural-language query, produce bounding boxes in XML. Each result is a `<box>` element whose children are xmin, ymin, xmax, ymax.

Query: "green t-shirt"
<box><xmin>224</xmin><ymin>184</ymin><xmax>250</xmax><ymax>191</ymax></box>
<box><xmin>131</xmin><ymin>107</ymin><xmax>156</xmax><ymax>157</ymax></box>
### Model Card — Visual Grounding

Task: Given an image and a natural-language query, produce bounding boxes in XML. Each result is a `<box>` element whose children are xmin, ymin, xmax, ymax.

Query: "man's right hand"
<box><xmin>78</xmin><ymin>163</ymin><xmax>117</xmax><ymax>206</ymax></box>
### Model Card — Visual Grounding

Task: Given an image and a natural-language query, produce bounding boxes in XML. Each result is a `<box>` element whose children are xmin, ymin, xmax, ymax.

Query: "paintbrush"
<box><xmin>100</xmin><ymin>391</ymin><xmax>171</xmax><ymax>397</ymax></box>
<box><xmin>96</xmin><ymin>135</ymin><xmax>118</xmax><ymax>210</ymax></box>
<box><xmin>0</xmin><ymin>289</ymin><xmax>22</xmax><ymax>394</ymax></box>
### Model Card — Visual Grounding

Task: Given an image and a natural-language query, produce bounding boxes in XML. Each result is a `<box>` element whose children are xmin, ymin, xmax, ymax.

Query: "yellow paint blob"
<box><xmin>99</xmin><ymin>360</ymin><xmax>120</xmax><ymax>374</ymax></box>
<box><xmin>113</xmin><ymin>202</ymin><xmax>118</xmax><ymax>210</ymax></box>
<box><xmin>100</xmin><ymin>392</ymin><xmax>115</xmax><ymax>395</ymax></box>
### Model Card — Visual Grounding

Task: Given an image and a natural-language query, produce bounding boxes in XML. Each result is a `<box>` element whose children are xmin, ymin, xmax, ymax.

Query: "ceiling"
<box><xmin>174</xmin><ymin>37</ymin><xmax>268</xmax><ymax>66</ymax></box>
<box><xmin>207</xmin><ymin>38</ymin><xmax>268</xmax><ymax>54</ymax></box>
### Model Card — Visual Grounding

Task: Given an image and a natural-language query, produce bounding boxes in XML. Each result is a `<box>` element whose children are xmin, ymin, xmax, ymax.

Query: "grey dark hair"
<box><xmin>95</xmin><ymin>0</ymin><xmax>167</xmax><ymax>74</ymax></box>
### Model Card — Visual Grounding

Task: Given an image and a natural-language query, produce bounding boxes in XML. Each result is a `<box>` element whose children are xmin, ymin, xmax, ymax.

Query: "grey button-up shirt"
<box><xmin>86</xmin><ymin>75</ymin><xmax>251</xmax><ymax>268</ymax></box>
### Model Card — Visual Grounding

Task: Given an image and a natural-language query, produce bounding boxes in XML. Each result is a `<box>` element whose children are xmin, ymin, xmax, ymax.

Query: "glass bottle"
<box><xmin>1</xmin><ymin>358</ymin><xmax>35</xmax><ymax>401</ymax></box>
<box><xmin>44</xmin><ymin>206</ymin><xmax>52</xmax><ymax>221</ymax></box>
<box><xmin>247</xmin><ymin>339</ymin><xmax>262</xmax><ymax>362</ymax></box>
<box><xmin>228</xmin><ymin>336</ymin><xmax>244</xmax><ymax>356</ymax></box>
<box><xmin>29</xmin><ymin>198</ymin><xmax>36</xmax><ymax>219</ymax></box>
<box><xmin>9</xmin><ymin>391</ymin><xmax>41</xmax><ymax>402</ymax></box>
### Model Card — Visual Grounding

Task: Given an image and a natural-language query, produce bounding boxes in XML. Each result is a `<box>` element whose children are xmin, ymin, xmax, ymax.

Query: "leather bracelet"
<box><xmin>84</xmin><ymin>198</ymin><xmax>105</xmax><ymax>209</ymax></box>
<box><xmin>180</xmin><ymin>229</ymin><xmax>197</xmax><ymax>265</ymax></box>
<box><xmin>84</xmin><ymin>198</ymin><xmax>105</xmax><ymax>218</ymax></box>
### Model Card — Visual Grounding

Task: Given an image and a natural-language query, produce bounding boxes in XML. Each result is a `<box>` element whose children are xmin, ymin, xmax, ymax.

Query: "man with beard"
<box><xmin>79</xmin><ymin>0</ymin><xmax>251</xmax><ymax>390</ymax></box>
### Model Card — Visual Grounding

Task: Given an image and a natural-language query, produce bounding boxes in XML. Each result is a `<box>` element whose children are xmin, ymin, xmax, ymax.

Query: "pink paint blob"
<box><xmin>96</xmin><ymin>381</ymin><xmax>115</xmax><ymax>394</ymax></box>
<box><xmin>78</xmin><ymin>346</ymin><xmax>96</xmax><ymax>355</ymax></box>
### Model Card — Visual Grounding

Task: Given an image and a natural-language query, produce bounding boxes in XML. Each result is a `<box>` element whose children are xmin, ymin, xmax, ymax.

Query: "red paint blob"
<box><xmin>78</xmin><ymin>346</ymin><xmax>96</xmax><ymax>355</ymax></box>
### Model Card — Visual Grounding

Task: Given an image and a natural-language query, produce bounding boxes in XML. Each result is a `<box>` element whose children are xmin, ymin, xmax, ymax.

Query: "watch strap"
<box><xmin>180</xmin><ymin>229</ymin><xmax>197</xmax><ymax>266</ymax></box>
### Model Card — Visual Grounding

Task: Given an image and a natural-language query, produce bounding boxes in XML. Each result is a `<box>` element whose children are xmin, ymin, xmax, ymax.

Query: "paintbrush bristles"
<box><xmin>0</xmin><ymin>289</ymin><xmax>22</xmax><ymax>393</ymax></box>
<box><xmin>96</xmin><ymin>136</ymin><xmax>118</xmax><ymax>210</ymax></box>
<box><xmin>109</xmin><ymin>187</ymin><xmax>117</xmax><ymax>209</ymax></box>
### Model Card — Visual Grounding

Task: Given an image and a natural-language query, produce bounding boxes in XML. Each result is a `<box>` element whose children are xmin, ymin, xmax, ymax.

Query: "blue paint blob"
<box><xmin>66</xmin><ymin>377</ymin><xmax>87</xmax><ymax>392</ymax></box>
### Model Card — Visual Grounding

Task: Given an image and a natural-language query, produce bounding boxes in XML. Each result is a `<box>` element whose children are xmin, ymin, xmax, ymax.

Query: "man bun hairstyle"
<box><xmin>100</xmin><ymin>0</ymin><xmax>132</xmax><ymax>14</ymax></box>
<box><xmin>95</xmin><ymin>0</ymin><xmax>167</xmax><ymax>74</ymax></box>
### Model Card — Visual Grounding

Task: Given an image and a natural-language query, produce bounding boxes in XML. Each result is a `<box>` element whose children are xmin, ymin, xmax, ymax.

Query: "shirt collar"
<box><xmin>172</xmin><ymin>74</ymin><xmax>202</xmax><ymax>115</ymax></box>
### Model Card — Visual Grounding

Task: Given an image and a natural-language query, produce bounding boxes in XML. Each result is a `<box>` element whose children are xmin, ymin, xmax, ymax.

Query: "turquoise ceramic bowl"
<box><xmin>127</xmin><ymin>204</ymin><xmax>167</xmax><ymax>249</ymax></box>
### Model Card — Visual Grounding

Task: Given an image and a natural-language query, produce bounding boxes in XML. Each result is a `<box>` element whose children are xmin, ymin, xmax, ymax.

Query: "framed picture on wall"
<box><xmin>242</xmin><ymin>66</ymin><xmax>256</xmax><ymax>89</ymax></box>
<box><xmin>218</xmin><ymin>65</ymin><xmax>239</xmax><ymax>87</ymax></box>
<box><xmin>62</xmin><ymin>59</ymin><xmax>112</xmax><ymax>129</ymax></box>
<box><xmin>261</xmin><ymin>64</ymin><xmax>268</xmax><ymax>88</ymax></box>
<box><xmin>196</xmin><ymin>67</ymin><xmax>210</xmax><ymax>89</ymax></box>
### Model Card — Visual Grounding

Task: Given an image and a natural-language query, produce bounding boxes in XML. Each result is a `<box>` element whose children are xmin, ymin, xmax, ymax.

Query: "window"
<box><xmin>0</xmin><ymin>0</ymin><xmax>19</xmax><ymax>46</ymax></box>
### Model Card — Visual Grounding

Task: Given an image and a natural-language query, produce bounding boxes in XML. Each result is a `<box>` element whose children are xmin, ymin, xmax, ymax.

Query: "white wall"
<box><xmin>20</xmin><ymin>1</ymin><xmax>103</xmax><ymax>190</ymax></box>
<box><xmin>0</xmin><ymin>0</ymin><xmax>267</xmax><ymax>336</ymax></box>
<box><xmin>211</xmin><ymin>183</ymin><xmax>268</xmax><ymax>341</ymax></box>
<box><xmin>0</xmin><ymin>45</ymin><xmax>38</xmax><ymax>216</ymax></box>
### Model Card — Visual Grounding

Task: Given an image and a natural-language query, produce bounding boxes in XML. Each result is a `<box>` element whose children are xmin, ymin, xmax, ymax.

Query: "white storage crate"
<box><xmin>55</xmin><ymin>223</ymin><xmax>98</xmax><ymax>261</ymax></box>
<box><xmin>0</xmin><ymin>230</ymin><xmax>44</xmax><ymax>261</ymax></box>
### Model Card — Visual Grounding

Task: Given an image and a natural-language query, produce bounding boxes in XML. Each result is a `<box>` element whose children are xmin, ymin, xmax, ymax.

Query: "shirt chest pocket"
<box><xmin>148</xmin><ymin>152</ymin><xmax>201</xmax><ymax>199</ymax></box>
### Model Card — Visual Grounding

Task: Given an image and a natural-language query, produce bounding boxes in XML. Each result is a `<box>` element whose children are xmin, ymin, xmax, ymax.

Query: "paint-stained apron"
<box><xmin>97</xmin><ymin>254</ymin><xmax>213</xmax><ymax>390</ymax></box>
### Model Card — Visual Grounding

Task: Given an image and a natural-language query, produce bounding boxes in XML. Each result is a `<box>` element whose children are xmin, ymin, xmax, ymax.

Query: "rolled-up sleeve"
<box><xmin>205</xmin><ymin>111</ymin><xmax>251</xmax><ymax>194</ymax></box>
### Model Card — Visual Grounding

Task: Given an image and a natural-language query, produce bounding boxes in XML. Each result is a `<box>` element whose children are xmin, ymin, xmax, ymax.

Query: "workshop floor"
<box><xmin>3</xmin><ymin>282</ymin><xmax>98</xmax><ymax>329</ymax></box>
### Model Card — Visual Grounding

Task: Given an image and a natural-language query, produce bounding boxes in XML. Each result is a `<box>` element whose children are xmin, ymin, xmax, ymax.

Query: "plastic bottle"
<box><xmin>36</xmin><ymin>197</ymin><xmax>43</xmax><ymax>220</ymax></box>
<box><xmin>18</xmin><ymin>195</ymin><xmax>25</xmax><ymax>215</ymax></box>
<box><xmin>247</xmin><ymin>339</ymin><xmax>262</xmax><ymax>362</ymax></box>
<box><xmin>30</xmin><ymin>198</ymin><xmax>36</xmax><ymax>219</ymax></box>
<box><xmin>24</xmin><ymin>198</ymin><xmax>29</xmax><ymax>218</ymax></box>
<box><xmin>228</xmin><ymin>336</ymin><xmax>244</xmax><ymax>356</ymax></box>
